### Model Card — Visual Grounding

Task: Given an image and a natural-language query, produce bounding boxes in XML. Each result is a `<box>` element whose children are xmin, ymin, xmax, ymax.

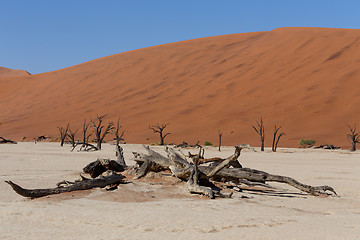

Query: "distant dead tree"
<box><xmin>112</xmin><ymin>118</ymin><xmax>125</xmax><ymax>145</ymax></box>
<box><xmin>90</xmin><ymin>114</ymin><xmax>114</xmax><ymax>150</ymax></box>
<box><xmin>57</xmin><ymin>124</ymin><xmax>69</xmax><ymax>146</ymax></box>
<box><xmin>67</xmin><ymin>126</ymin><xmax>78</xmax><ymax>148</ymax></box>
<box><xmin>34</xmin><ymin>136</ymin><xmax>50</xmax><ymax>144</ymax></box>
<box><xmin>346</xmin><ymin>124</ymin><xmax>360</xmax><ymax>151</ymax></box>
<box><xmin>81</xmin><ymin>119</ymin><xmax>92</xmax><ymax>148</ymax></box>
<box><xmin>252</xmin><ymin>117</ymin><xmax>265</xmax><ymax>151</ymax></box>
<box><xmin>149</xmin><ymin>123</ymin><xmax>170</xmax><ymax>145</ymax></box>
<box><xmin>218</xmin><ymin>130</ymin><xmax>222</xmax><ymax>151</ymax></box>
<box><xmin>272</xmin><ymin>125</ymin><xmax>285</xmax><ymax>152</ymax></box>
<box><xmin>0</xmin><ymin>137</ymin><xmax>17</xmax><ymax>144</ymax></box>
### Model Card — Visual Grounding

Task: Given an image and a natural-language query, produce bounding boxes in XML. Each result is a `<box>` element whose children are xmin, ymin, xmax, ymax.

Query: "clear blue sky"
<box><xmin>1</xmin><ymin>0</ymin><xmax>359</xmax><ymax>74</ymax></box>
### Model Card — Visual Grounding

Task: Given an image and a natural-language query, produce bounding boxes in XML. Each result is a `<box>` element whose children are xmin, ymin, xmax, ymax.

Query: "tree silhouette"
<box><xmin>149</xmin><ymin>123</ymin><xmax>170</xmax><ymax>145</ymax></box>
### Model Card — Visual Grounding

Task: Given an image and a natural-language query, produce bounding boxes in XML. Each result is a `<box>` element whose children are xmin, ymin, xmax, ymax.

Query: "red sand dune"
<box><xmin>1</xmin><ymin>27</ymin><xmax>360</xmax><ymax>148</ymax></box>
<box><xmin>0</xmin><ymin>66</ymin><xmax>30</xmax><ymax>79</ymax></box>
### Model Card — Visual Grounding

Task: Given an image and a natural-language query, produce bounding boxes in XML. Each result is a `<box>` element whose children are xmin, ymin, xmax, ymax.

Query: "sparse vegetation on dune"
<box><xmin>299</xmin><ymin>139</ymin><xmax>316</xmax><ymax>148</ymax></box>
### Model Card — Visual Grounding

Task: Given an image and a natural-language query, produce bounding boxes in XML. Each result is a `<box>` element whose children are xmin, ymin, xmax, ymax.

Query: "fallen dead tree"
<box><xmin>0</xmin><ymin>137</ymin><xmax>17</xmax><ymax>144</ymax></box>
<box><xmin>71</xmin><ymin>141</ymin><xmax>99</xmax><ymax>152</ymax></box>
<box><xmin>5</xmin><ymin>173</ymin><xmax>125</xmax><ymax>199</ymax></box>
<box><xmin>175</xmin><ymin>141</ymin><xmax>201</xmax><ymax>148</ymax></box>
<box><xmin>6</xmin><ymin>144</ymin><xmax>337</xmax><ymax>199</ymax></box>
<box><xmin>131</xmin><ymin>145</ymin><xmax>337</xmax><ymax>198</ymax></box>
<box><xmin>6</xmin><ymin>144</ymin><xmax>127</xmax><ymax>199</ymax></box>
<box><xmin>83</xmin><ymin>145</ymin><xmax>127</xmax><ymax>178</ymax></box>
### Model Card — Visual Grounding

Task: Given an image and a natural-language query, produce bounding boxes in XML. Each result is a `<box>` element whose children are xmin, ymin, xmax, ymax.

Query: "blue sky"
<box><xmin>1</xmin><ymin>0</ymin><xmax>359</xmax><ymax>74</ymax></box>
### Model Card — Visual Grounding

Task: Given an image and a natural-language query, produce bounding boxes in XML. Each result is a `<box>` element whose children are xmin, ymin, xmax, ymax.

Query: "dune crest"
<box><xmin>1</xmin><ymin>27</ymin><xmax>360</xmax><ymax>148</ymax></box>
<box><xmin>0</xmin><ymin>66</ymin><xmax>30</xmax><ymax>79</ymax></box>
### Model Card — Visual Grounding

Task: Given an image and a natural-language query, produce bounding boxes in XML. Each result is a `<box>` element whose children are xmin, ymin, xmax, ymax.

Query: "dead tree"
<box><xmin>112</xmin><ymin>118</ymin><xmax>125</xmax><ymax>145</ymax></box>
<box><xmin>149</xmin><ymin>123</ymin><xmax>170</xmax><ymax>145</ymax></box>
<box><xmin>90</xmin><ymin>115</ymin><xmax>114</xmax><ymax>150</ymax></box>
<box><xmin>81</xmin><ymin>119</ymin><xmax>92</xmax><ymax>149</ymax></box>
<box><xmin>346</xmin><ymin>124</ymin><xmax>360</xmax><ymax>151</ymax></box>
<box><xmin>70</xmin><ymin>119</ymin><xmax>98</xmax><ymax>152</ymax></box>
<box><xmin>67</xmin><ymin>126</ymin><xmax>78</xmax><ymax>148</ymax></box>
<box><xmin>218</xmin><ymin>130</ymin><xmax>222</xmax><ymax>151</ymax></box>
<box><xmin>272</xmin><ymin>125</ymin><xmax>285</xmax><ymax>152</ymax></box>
<box><xmin>83</xmin><ymin>144</ymin><xmax>127</xmax><ymax>178</ymax></box>
<box><xmin>57</xmin><ymin>124</ymin><xmax>69</xmax><ymax>147</ymax></box>
<box><xmin>252</xmin><ymin>117</ymin><xmax>265</xmax><ymax>151</ymax></box>
<box><xmin>5</xmin><ymin>173</ymin><xmax>124</xmax><ymax>199</ymax></box>
<box><xmin>34</xmin><ymin>136</ymin><xmax>51</xmax><ymax>144</ymax></box>
<box><xmin>0</xmin><ymin>137</ymin><xmax>17</xmax><ymax>144</ymax></box>
<box><xmin>131</xmin><ymin>145</ymin><xmax>337</xmax><ymax>198</ymax></box>
<box><xmin>175</xmin><ymin>141</ymin><xmax>201</xmax><ymax>148</ymax></box>
<box><xmin>7</xmin><ymin>145</ymin><xmax>337</xmax><ymax>199</ymax></box>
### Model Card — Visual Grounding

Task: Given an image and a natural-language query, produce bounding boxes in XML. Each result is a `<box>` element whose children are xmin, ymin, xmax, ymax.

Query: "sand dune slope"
<box><xmin>1</xmin><ymin>27</ymin><xmax>360</xmax><ymax>147</ymax></box>
<box><xmin>0</xmin><ymin>66</ymin><xmax>30</xmax><ymax>79</ymax></box>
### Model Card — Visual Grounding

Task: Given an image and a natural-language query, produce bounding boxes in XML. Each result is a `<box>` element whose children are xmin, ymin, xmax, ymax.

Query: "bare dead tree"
<box><xmin>346</xmin><ymin>124</ymin><xmax>360</xmax><ymax>151</ymax></box>
<box><xmin>149</xmin><ymin>123</ymin><xmax>170</xmax><ymax>145</ymax></box>
<box><xmin>252</xmin><ymin>117</ymin><xmax>265</xmax><ymax>151</ymax></box>
<box><xmin>81</xmin><ymin>118</ymin><xmax>92</xmax><ymax>149</ymax></box>
<box><xmin>57</xmin><ymin>124</ymin><xmax>69</xmax><ymax>147</ymax></box>
<box><xmin>218</xmin><ymin>130</ymin><xmax>222</xmax><ymax>151</ymax></box>
<box><xmin>67</xmin><ymin>126</ymin><xmax>78</xmax><ymax>148</ymax></box>
<box><xmin>272</xmin><ymin>125</ymin><xmax>285</xmax><ymax>152</ymax></box>
<box><xmin>90</xmin><ymin>115</ymin><xmax>114</xmax><ymax>150</ymax></box>
<box><xmin>112</xmin><ymin>118</ymin><xmax>125</xmax><ymax>145</ymax></box>
<box><xmin>7</xmin><ymin>145</ymin><xmax>337</xmax><ymax>199</ymax></box>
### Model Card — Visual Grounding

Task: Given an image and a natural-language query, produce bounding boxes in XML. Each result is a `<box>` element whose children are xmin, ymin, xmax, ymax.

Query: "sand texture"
<box><xmin>1</xmin><ymin>143</ymin><xmax>360</xmax><ymax>239</ymax></box>
<box><xmin>1</xmin><ymin>27</ymin><xmax>360</xmax><ymax>148</ymax></box>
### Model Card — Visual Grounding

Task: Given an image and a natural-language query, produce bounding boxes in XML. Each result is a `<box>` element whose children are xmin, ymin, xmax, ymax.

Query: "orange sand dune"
<box><xmin>0</xmin><ymin>66</ymin><xmax>30</xmax><ymax>79</ymax></box>
<box><xmin>1</xmin><ymin>27</ymin><xmax>360</xmax><ymax>148</ymax></box>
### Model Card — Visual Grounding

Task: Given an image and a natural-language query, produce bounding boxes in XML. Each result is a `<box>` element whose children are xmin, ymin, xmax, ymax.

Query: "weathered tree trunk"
<box><xmin>5</xmin><ymin>173</ymin><xmax>124</xmax><ymax>199</ymax></box>
<box><xmin>132</xmin><ymin>145</ymin><xmax>337</xmax><ymax>197</ymax></box>
<box><xmin>83</xmin><ymin>144</ymin><xmax>127</xmax><ymax>178</ymax></box>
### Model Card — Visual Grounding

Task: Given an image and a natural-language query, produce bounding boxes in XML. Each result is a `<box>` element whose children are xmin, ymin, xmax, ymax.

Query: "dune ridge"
<box><xmin>0</xmin><ymin>66</ymin><xmax>30</xmax><ymax>79</ymax></box>
<box><xmin>1</xmin><ymin>27</ymin><xmax>360</xmax><ymax>148</ymax></box>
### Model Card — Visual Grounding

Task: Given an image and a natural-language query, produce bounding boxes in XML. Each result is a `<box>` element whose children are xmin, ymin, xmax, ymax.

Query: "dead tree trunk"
<box><xmin>346</xmin><ymin>124</ymin><xmax>360</xmax><ymax>151</ymax></box>
<box><xmin>81</xmin><ymin>119</ymin><xmax>92</xmax><ymax>150</ymax></box>
<box><xmin>272</xmin><ymin>125</ymin><xmax>285</xmax><ymax>152</ymax></box>
<box><xmin>5</xmin><ymin>173</ymin><xmax>124</xmax><ymax>199</ymax></box>
<box><xmin>149</xmin><ymin>123</ymin><xmax>170</xmax><ymax>145</ymax></box>
<box><xmin>83</xmin><ymin>144</ymin><xmax>127</xmax><ymax>178</ymax></box>
<box><xmin>252</xmin><ymin>117</ymin><xmax>265</xmax><ymax>151</ymax></box>
<box><xmin>58</xmin><ymin>124</ymin><xmax>69</xmax><ymax>146</ymax></box>
<box><xmin>67</xmin><ymin>126</ymin><xmax>78</xmax><ymax>148</ymax></box>
<box><xmin>90</xmin><ymin>114</ymin><xmax>114</xmax><ymax>150</ymax></box>
<box><xmin>112</xmin><ymin>118</ymin><xmax>125</xmax><ymax>145</ymax></box>
<box><xmin>132</xmin><ymin>145</ymin><xmax>337</xmax><ymax>197</ymax></box>
<box><xmin>218</xmin><ymin>130</ymin><xmax>222</xmax><ymax>151</ymax></box>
